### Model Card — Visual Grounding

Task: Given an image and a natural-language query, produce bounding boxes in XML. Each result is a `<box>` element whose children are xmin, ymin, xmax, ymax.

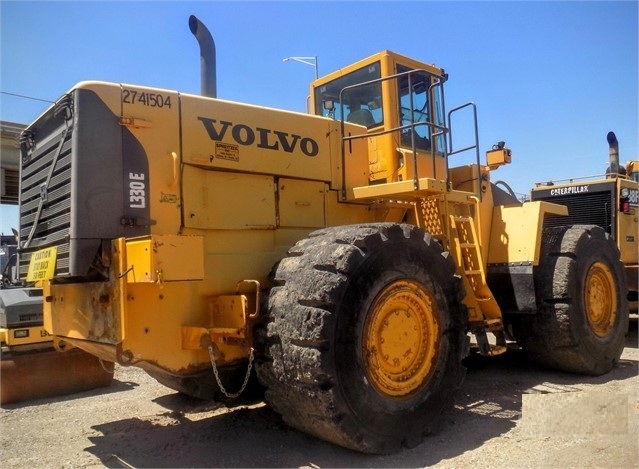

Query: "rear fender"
<box><xmin>487</xmin><ymin>201</ymin><xmax>568</xmax><ymax>313</ymax></box>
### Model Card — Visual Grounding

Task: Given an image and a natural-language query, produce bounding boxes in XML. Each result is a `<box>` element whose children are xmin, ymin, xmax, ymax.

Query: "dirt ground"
<box><xmin>1</xmin><ymin>318</ymin><xmax>637</xmax><ymax>469</ymax></box>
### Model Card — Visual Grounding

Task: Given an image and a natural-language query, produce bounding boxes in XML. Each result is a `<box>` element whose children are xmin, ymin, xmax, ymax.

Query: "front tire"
<box><xmin>256</xmin><ymin>223</ymin><xmax>467</xmax><ymax>454</ymax></box>
<box><xmin>511</xmin><ymin>225</ymin><xmax>628</xmax><ymax>375</ymax></box>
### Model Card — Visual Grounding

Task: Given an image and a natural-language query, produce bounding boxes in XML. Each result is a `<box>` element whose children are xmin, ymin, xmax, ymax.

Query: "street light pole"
<box><xmin>282</xmin><ymin>56</ymin><xmax>319</xmax><ymax>79</ymax></box>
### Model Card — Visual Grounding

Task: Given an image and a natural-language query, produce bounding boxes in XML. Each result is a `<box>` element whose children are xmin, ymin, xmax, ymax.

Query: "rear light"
<box><xmin>620</xmin><ymin>197</ymin><xmax>631</xmax><ymax>213</ymax></box>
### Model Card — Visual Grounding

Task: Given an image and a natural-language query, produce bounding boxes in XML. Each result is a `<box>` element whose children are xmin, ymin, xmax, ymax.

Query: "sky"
<box><xmin>1</xmin><ymin>0</ymin><xmax>637</xmax><ymax>234</ymax></box>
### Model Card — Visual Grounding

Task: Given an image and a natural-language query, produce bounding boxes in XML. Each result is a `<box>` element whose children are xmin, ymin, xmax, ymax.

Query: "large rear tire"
<box><xmin>510</xmin><ymin>225</ymin><xmax>628</xmax><ymax>375</ymax></box>
<box><xmin>255</xmin><ymin>223</ymin><xmax>467</xmax><ymax>454</ymax></box>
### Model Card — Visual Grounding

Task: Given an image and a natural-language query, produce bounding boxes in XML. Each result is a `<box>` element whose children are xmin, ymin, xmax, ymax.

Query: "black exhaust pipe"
<box><xmin>606</xmin><ymin>131</ymin><xmax>625</xmax><ymax>176</ymax></box>
<box><xmin>189</xmin><ymin>15</ymin><xmax>216</xmax><ymax>98</ymax></box>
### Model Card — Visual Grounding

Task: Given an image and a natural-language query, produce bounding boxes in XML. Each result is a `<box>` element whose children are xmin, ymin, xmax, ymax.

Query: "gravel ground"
<box><xmin>1</xmin><ymin>317</ymin><xmax>637</xmax><ymax>469</ymax></box>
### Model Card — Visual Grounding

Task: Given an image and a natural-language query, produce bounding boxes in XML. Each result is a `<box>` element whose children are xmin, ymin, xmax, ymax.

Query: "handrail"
<box><xmin>334</xmin><ymin>66</ymin><xmax>485</xmax><ymax>204</ymax></box>
<box><xmin>535</xmin><ymin>171</ymin><xmax>634</xmax><ymax>186</ymax></box>
<box><xmin>338</xmin><ymin>69</ymin><xmax>448</xmax><ymax>195</ymax></box>
<box><xmin>447</xmin><ymin>102</ymin><xmax>481</xmax><ymax>201</ymax></box>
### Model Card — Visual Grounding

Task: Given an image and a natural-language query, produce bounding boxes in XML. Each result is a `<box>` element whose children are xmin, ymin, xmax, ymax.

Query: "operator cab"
<box><xmin>311</xmin><ymin>50</ymin><xmax>449</xmax><ymax>185</ymax></box>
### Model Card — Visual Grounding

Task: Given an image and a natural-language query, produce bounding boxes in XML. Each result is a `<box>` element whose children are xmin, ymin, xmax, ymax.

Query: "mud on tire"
<box><xmin>255</xmin><ymin>223</ymin><xmax>467</xmax><ymax>454</ymax></box>
<box><xmin>510</xmin><ymin>225</ymin><xmax>629</xmax><ymax>375</ymax></box>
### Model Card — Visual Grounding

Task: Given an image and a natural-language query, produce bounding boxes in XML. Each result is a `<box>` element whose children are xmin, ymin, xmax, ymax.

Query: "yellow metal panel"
<box><xmin>182</xmin><ymin>167</ymin><xmax>276</xmax><ymax>230</ymax></box>
<box><xmin>489</xmin><ymin>201</ymin><xmax>568</xmax><ymax>265</ymax></box>
<box><xmin>0</xmin><ymin>325</ymin><xmax>51</xmax><ymax>347</ymax></box>
<box><xmin>193</xmin><ymin>230</ymin><xmax>284</xmax><ymax>295</ymax></box>
<box><xmin>180</xmin><ymin>94</ymin><xmax>336</xmax><ymax>182</ymax></box>
<box><xmin>618</xmin><ymin>179</ymin><xmax>638</xmax><ymax>265</ymax></box>
<box><xmin>278</xmin><ymin>178</ymin><xmax>326</xmax><ymax>228</ymax></box>
<box><xmin>210</xmin><ymin>295</ymin><xmax>248</xmax><ymax>330</ymax></box>
<box><xmin>449</xmin><ymin>164</ymin><xmax>481</xmax><ymax>194</ymax></box>
<box><xmin>118</xmin><ymin>83</ymin><xmax>182</xmax><ymax>234</ymax></box>
<box><xmin>340</xmin><ymin>130</ymin><xmax>370</xmax><ymax>194</ymax></box>
<box><xmin>124</xmin><ymin>282</ymin><xmax>213</xmax><ymax>370</ymax></box>
<box><xmin>122</xmin><ymin>285</ymin><xmax>249</xmax><ymax>371</ymax></box>
<box><xmin>44</xmin><ymin>279</ymin><xmax>122</xmax><ymax>344</ymax></box>
<box><xmin>397</xmin><ymin>150</ymin><xmax>448</xmax><ymax>183</ymax></box>
<box><xmin>125</xmin><ymin>235</ymin><xmax>204</xmax><ymax>283</ymax></box>
<box><xmin>181</xmin><ymin>326</ymin><xmax>209</xmax><ymax>350</ymax></box>
<box><xmin>352</xmin><ymin>177</ymin><xmax>447</xmax><ymax>200</ymax></box>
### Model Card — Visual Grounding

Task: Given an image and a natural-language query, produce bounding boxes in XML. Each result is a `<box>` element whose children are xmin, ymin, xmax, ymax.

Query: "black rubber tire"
<box><xmin>510</xmin><ymin>225</ymin><xmax>629</xmax><ymax>375</ymax></box>
<box><xmin>255</xmin><ymin>223</ymin><xmax>467</xmax><ymax>454</ymax></box>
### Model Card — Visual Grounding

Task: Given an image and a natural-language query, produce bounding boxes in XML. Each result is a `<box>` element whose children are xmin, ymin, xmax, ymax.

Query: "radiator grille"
<box><xmin>531</xmin><ymin>190</ymin><xmax>614</xmax><ymax>234</ymax></box>
<box><xmin>18</xmin><ymin>98</ymin><xmax>74</xmax><ymax>277</ymax></box>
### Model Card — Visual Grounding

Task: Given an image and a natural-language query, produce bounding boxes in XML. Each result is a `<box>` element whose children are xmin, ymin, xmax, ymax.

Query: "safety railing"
<box><xmin>338</xmin><ymin>69</ymin><xmax>448</xmax><ymax>195</ymax></box>
<box><xmin>447</xmin><ymin>102</ymin><xmax>482</xmax><ymax>200</ymax></box>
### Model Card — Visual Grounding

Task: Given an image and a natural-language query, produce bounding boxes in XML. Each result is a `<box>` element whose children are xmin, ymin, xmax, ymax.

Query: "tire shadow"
<box><xmin>84</xmin><ymin>319</ymin><xmax>638</xmax><ymax>468</ymax></box>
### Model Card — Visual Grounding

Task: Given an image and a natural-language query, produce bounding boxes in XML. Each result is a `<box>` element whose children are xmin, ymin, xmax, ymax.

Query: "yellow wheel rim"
<box><xmin>363</xmin><ymin>280</ymin><xmax>440</xmax><ymax>397</ymax></box>
<box><xmin>585</xmin><ymin>261</ymin><xmax>617</xmax><ymax>338</ymax></box>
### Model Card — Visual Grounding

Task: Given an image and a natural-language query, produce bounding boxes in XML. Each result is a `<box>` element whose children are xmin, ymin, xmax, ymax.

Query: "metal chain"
<box><xmin>99</xmin><ymin>358</ymin><xmax>115</xmax><ymax>374</ymax></box>
<box><xmin>207</xmin><ymin>345</ymin><xmax>254</xmax><ymax>399</ymax></box>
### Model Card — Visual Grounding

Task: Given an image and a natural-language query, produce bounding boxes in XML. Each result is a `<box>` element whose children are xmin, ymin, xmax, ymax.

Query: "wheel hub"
<box><xmin>585</xmin><ymin>261</ymin><xmax>617</xmax><ymax>338</ymax></box>
<box><xmin>363</xmin><ymin>280</ymin><xmax>440</xmax><ymax>397</ymax></box>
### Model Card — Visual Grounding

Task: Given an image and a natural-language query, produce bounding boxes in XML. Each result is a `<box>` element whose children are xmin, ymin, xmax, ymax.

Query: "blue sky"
<box><xmin>1</xmin><ymin>1</ymin><xmax>637</xmax><ymax>233</ymax></box>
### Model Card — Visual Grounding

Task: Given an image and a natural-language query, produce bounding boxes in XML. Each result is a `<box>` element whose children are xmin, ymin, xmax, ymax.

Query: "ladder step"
<box><xmin>452</xmin><ymin>211</ymin><xmax>500</xmax><ymax>319</ymax></box>
<box><xmin>465</xmin><ymin>270</ymin><xmax>482</xmax><ymax>275</ymax></box>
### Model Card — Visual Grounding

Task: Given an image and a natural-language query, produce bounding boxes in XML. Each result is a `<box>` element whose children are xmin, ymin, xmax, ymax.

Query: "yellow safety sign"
<box><xmin>26</xmin><ymin>247</ymin><xmax>57</xmax><ymax>282</ymax></box>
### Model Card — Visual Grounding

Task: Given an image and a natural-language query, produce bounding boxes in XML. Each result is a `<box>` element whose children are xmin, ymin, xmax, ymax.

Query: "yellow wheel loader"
<box><xmin>530</xmin><ymin>135</ymin><xmax>638</xmax><ymax>313</ymax></box>
<box><xmin>13</xmin><ymin>16</ymin><xmax>628</xmax><ymax>452</ymax></box>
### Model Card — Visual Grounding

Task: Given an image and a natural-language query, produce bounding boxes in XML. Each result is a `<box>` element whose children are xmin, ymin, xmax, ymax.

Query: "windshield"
<box><xmin>314</xmin><ymin>62</ymin><xmax>383</xmax><ymax>128</ymax></box>
<box><xmin>397</xmin><ymin>65</ymin><xmax>442</xmax><ymax>152</ymax></box>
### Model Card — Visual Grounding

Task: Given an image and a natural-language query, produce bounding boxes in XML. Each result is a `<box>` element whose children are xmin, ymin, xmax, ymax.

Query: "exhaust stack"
<box><xmin>606</xmin><ymin>131</ymin><xmax>624</xmax><ymax>176</ymax></box>
<box><xmin>189</xmin><ymin>15</ymin><xmax>216</xmax><ymax>98</ymax></box>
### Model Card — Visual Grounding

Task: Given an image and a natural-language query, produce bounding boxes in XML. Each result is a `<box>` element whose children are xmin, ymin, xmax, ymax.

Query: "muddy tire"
<box><xmin>511</xmin><ymin>225</ymin><xmax>628</xmax><ymax>375</ymax></box>
<box><xmin>255</xmin><ymin>223</ymin><xmax>467</xmax><ymax>454</ymax></box>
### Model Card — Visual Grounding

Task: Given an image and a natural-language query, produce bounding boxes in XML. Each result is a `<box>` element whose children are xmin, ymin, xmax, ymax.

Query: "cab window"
<box><xmin>314</xmin><ymin>62</ymin><xmax>383</xmax><ymax>128</ymax></box>
<box><xmin>397</xmin><ymin>65</ymin><xmax>433</xmax><ymax>151</ymax></box>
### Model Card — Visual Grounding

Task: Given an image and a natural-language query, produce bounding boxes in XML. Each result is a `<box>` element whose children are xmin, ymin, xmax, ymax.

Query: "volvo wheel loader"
<box><xmin>530</xmin><ymin>135</ymin><xmax>638</xmax><ymax>312</ymax></box>
<box><xmin>13</xmin><ymin>16</ymin><xmax>628</xmax><ymax>453</ymax></box>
